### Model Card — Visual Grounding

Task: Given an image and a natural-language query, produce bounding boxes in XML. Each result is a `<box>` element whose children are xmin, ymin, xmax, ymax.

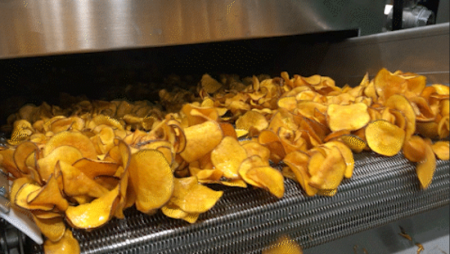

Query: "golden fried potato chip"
<box><xmin>15</xmin><ymin>183</ymin><xmax>54</xmax><ymax>211</ymax></box>
<box><xmin>58</xmin><ymin>161</ymin><xmax>109</xmax><ymax>198</ymax></box>
<box><xmin>244</xmin><ymin>166</ymin><xmax>285</xmax><ymax>198</ymax></box>
<box><xmin>27</xmin><ymin>174</ymin><xmax>68</xmax><ymax>212</ymax></box>
<box><xmin>238</xmin><ymin>155</ymin><xmax>269</xmax><ymax>188</ymax></box>
<box><xmin>241</xmin><ymin>141</ymin><xmax>271</xmax><ymax>163</ymax></box>
<box><xmin>235</xmin><ymin>111</ymin><xmax>269</xmax><ymax>133</ymax></box>
<box><xmin>33</xmin><ymin>215</ymin><xmax>66</xmax><ymax>242</ymax></box>
<box><xmin>211</xmin><ymin>136</ymin><xmax>248</xmax><ymax>179</ymax></box>
<box><xmin>37</xmin><ymin>146</ymin><xmax>85</xmax><ymax>182</ymax></box>
<box><xmin>0</xmin><ymin>149</ymin><xmax>22</xmax><ymax>178</ymax></box>
<box><xmin>43</xmin><ymin>131</ymin><xmax>98</xmax><ymax>160</ymax></box>
<box><xmin>43</xmin><ymin>229</ymin><xmax>80</xmax><ymax>254</ymax></box>
<box><xmin>128</xmin><ymin>149</ymin><xmax>174</xmax><ymax>213</ymax></box>
<box><xmin>431</xmin><ymin>141</ymin><xmax>449</xmax><ymax>160</ymax></box>
<box><xmin>94</xmin><ymin>175</ymin><xmax>120</xmax><ymax>191</ymax></box>
<box><xmin>402</xmin><ymin>136</ymin><xmax>427</xmax><ymax>163</ymax></box>
<box><xmin>219</xmin><ymin>122</ymin><xmax>238</xmax><ymax>139</ymax></box>
<box><xmin>72</xmin><ymin>158</ymin><xmax>119</xmax><ymax>179</ymax></box>
<box><xmin>170</xmin><ymin>176</ymin><xmax>223</xmax><ymax>213</ymax></box>
<box><xmin>65</xmin><ymin>184</ymin><xmax>120</xmax><ymax>229</ymax></box>
<box><xmin>437</xmin><ymin>115</ymin><xmax>449</xmax><ymax>139</ymax></box>
<box><xmin>309</xmin><ymin>146</ymin><xmax>346</xmax><ymax>190</ymax></box>
<box><xmin>180</xmin><ymin>121</ymin><xmax>223</xmax><ymax>163</ymax></box>
<box><xmin>366</xmin><ymin>120</ymin><xmax>405</xmax><ymax>156</ymax></box>
<box><xmin>259</xmin><ymin>130</ymin><xmax>286</xmax><ymax>164</ymax></box>
<box><xmin>416</xmin><ymin>144</ymin><xmax>436</xmax><ymax>189</ymax></box>
<box><xmin>374</xmin><ymin>68</ymin><xmax>408</xmax><ymax>102</ymax></box>
<box><xmin>323</xmin><ymin>141</ymin><xmax>355</xmax><ymax>178</ymax></box>
<box><xmin>283</xmin><ymin>151</ymin><xmax>318</xmax><ymax>196</ymax></box>
<box><xmin>327</xmin><ymin>103</ymin><xmax>370</xmax><ymax>132</ymax></box>
<box><xmin>278</xmin><ymin>97</ymin><xmax>297</xmax><ymax>112</ymax></box>
<box><xmin>13</xmin><ymin>141</ymin><xmax>39</xmax><ymax>175</ymax></box>
<box><xmin>385</xmin><ymin>94</ymin><xmax>416</xmax><ymax>139</ymax></box>
<box><xmin>201</xmin><ymin>74</ymin><xmax>223</xmax><ymax>94</ymax></box>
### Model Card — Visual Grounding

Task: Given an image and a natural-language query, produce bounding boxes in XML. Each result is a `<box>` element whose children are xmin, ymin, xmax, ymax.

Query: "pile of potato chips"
<box><xmin>0</xmin><ymin>69</ymin><xmax>448</xmax><ymax>254</ymax></box>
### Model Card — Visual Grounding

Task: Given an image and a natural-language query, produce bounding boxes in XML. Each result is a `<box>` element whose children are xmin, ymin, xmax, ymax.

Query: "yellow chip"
<box><xmin>65</xmin><ymin>184</ymin><xmax>120</xmax><ymax>229</ymax></box>
<box><xmin>323</xmin><ymin>141</ymin><xmax>355</xmax><ymax>178</ymax></box>
<box><xmin>327</xmin><ymin>103</ymin><xmax>370</xmax><ymax>132</ymax></box>
<box><xmin>385</xmin><ymin>94</ymin><xmax>416</xmax><ymax>139</ymax></box>
<box><xmin>128</xmin><ymin>149</ymin><xmax>174</xmax><ymax>213</ymax></box>
<box><xmin>402</xmin><ymin>136</ymin><xmax>427</xmax><ymax>163</ymax></box>
<box><xmin>211</xmin><ymin>136</ymin><xmax>248</xmax><ymax>179</ymax></box>
<box><xmin>283</xmin><ymin>151</ymin><xmax>318</xmax><ymax>196</ymax></box>
<box><xmin>416</xmin><ymin>144</ymin><xmax>436</xmax><ymax>189</ymax></box>
<box><xmin>170</xmin><ymin>176</ymin><xmax>223</xmax><ymax>213</ymax></box>
<box><xmin>235</xmin><ymin>111</ymin><xmax>269</xmax><ymax>132</ymax></box>
<box><xmin>366</xmin><ymin>120</ymin><xmax>405</xmax><ymax>156</ymax></box>
<box><xmin>244</xmin><ymin>166</ymin><xmax>285</xmax><ymax>198</ymax></box>
<box><xmin>263</xmin><ymin>235</ymin><xmax>303</xmax><ymax>254</ymax></box>
<box><xmin>32</xmin><ymin>215</ymin><xmax>66</xmax><ymax>242</ymax></box>
<box><xmin>43</xmin><ymin>131</ymin><xmax>98</xmax><ymax>160</ymax></box>
<box><xmin>72</xmin><ymin>158</ymin><xmax>119</xmax><ymax>179</ymax></box>
<box><xmin>431</xmin><ymin>141</ymin><xmax>449</xmax><ymax>160</ymax></box>
<box><xmin>180</xmin><ymin>121</ymin><xmax>223</xmax><ymax>163</ymax></box>
<box><xmin>27</xmin><ymin>174</ymin><xmax>69</xmax><ymax>212</ymax></box>
<box><xmin>309</xmin><ymin>146</ymin><xmax>346</xmax><ymax>190</ymax></box>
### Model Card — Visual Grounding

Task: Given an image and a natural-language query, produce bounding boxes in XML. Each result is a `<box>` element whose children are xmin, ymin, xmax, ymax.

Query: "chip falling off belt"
<box><xmin>0</xmin><ymin>68</ymin><xmax>448</xmax><ymax>253</ymax></box>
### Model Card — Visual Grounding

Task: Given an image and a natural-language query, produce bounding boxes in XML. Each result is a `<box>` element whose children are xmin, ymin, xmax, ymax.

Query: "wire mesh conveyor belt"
<box><xmin>29</xmin><ymin>153</ymin><xmax>449</xmax><ymax>254</ymax></box>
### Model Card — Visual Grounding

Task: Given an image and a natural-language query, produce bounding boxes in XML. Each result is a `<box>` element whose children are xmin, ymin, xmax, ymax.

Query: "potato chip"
<box><xmin>201</xmin><ymin>74</ymin><xmax>223</xmax><ymax>94</ymax></box>
<box><xmin>323</xmin><ymin>141</ymin><xmax>355</xmax><ymax>178</ymax></box>
<box><xmin>43</xmin><ymin>131</ymin><xmax>97</xmax><ymax>160</ymax></box>
<box><xmin>15</xmin><ymin>183</ymin><xmax>54</xmax><ymax>211</ymax></box>
<box><xmin>374</xmin><ymin>68</ymin><xmax>408</xmax><ymax>102</ymax></box>
<box><xmin>238</xmin><ymin>155</ymin><xmax>269</xmax><ymax>188</ymax></box>
<box><xmin>37</xmin><ymin>146</ymin><xmax>84</xmax><ymax>183</ymax></box>
<box><xmin>431</xmin><ymin>141</ymin><xmax>449</xmax><ymax>160</ymax></box>
<box><xmin>385</xmin><ymin>94</ymin><xmax>416</xmax><ymax>139</ymax></box>
<box><xmin>27</xmin><ymin>174</ymin><xmax>69</xmax><ymax>212</ymax></box>
<box><xmin>278</xmin><ymin>97</ymin><xmax>297</xmax><ymax>112</ymax></box>
<box><xmin>65</xmin><ymin>184</ymin><xmax>120</xmax><ymax>229</ymax></box>
<box><xmin>244</xmin><ymin>166</ymin><xmax>285</xmax><ymax>198</ymax></box>
<box><xmin>309</xmin><ymin>146</ymin><xmax>346</xmax><ymax>190</ymax></box>
<box><xmin>416</xmin><ymin>144</ymin><xmax>436</xmax><ymax>189</ymax></box>
<box><xmin>366</xmin><ymin>120</ymin><xmax>405</xmax><ymax>156</ymax></box>
<box><xmin>283</xmin><ymin>151</ymin><xmax>318</xmax><ymax>196</ymax></box>
<box><xmin>33</xmin><ymin>215</ymin><xmax>66</xmax><ymax>242</ymax></box>
<box><xmin>327</xmin><ymin>103</ymin><xmax>370</xmax><ymax>132</ymax></box>
<box><xmin>72</xmin><ymin>158</ymin><xmax>119</xmax><ymax>179</ymax></box>
<box><xmin>170</xmin><ymin>176</ymin><xmax>223</xmax><ymax>213</ymax></box>
<box><xmin>13</xmin><ymin>141</ymin><xmax>39</xmax><ymax>175</ymax></box>
<box><xmin>211</xmin><ymin>136</ymin><xmax>248</xmax><ymax>179</ymax></box>
<box><xmin>236</xmin><ymin>111</ymin><xmax>269</xmax><ymax>133</ymax></box>
<box><xmin>402</xmin><ymin>136</ymin><xmax>427</xmax><ymax>163</ymax></box>
<box><xmin>0</xmin><ymin>149</ymin><xmax>22</xmax><ymax>178</ymax></box>
<box><xmin>58</xmin><ymin>161</ymin><xmax>109</xmax><ymax>198</ymax></box>
<box><xmin>180</xmin><ymin>121</ymin><xmax>223</xmax><ymax>163</ymax></box>
<box><xmin>241</xmin><ymin>141</ymin><xmax>271</xmax><ymax>163</ymax></box>
<box><xmin>128</xmin><ymin>149</ymin><xmax>174</xmax><ymax>213</ymax></box>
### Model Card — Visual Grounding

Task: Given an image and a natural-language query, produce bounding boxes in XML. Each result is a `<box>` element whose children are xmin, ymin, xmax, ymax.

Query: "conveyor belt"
<box><xmin>29</xmin><ymin>153</ymin><xmax>449</xmax><ymax>254</ymax></box>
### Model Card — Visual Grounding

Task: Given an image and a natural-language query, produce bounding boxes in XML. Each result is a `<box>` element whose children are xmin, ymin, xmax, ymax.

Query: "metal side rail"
<box><xmin>28</xmin><ymin>153</ymin><xmax>449</xmax><ymax>254</ymax></box>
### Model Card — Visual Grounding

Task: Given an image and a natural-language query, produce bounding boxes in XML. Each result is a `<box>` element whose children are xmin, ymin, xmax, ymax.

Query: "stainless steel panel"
<box><xmin>0</xmin><ymin>0</ymin><xmax>385</xmax><ymax>59</ymax></box>
<box><xmin>317</xmin><ymin>23</ymin><xmax>450</xmax><ymax>86</ymax></box>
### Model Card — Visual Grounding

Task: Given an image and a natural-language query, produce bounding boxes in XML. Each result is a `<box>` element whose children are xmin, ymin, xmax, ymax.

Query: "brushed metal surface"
<box><xmin>317</xmin><ymin>23</ymin><xmax>450</xmax><ymax>86</ymax></box>
<box><xmin>0</xmin><ymin>0</ymin><xmax>385</xmax><ymax>59</ymax></box>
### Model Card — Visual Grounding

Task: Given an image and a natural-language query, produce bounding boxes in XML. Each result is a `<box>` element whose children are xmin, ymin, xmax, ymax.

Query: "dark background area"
<box><xmin>0</xmin><ymin>29</ymin><xmax>357</xmax><ymax>126</ymax></box>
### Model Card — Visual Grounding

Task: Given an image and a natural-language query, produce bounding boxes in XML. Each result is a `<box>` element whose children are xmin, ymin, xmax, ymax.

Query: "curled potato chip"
<box><xmin>37</xmin><ymin>146</ymin><xmax>84</xmax><ymax>183</ymax></box>
<box><xmin>323</xmin><ymin>141</ymin><xmax>354</xmax><ymax>178</ymax></box>
<box><xmin>170</xmin><ymin>176</ymin><xmax>223</xmax><ymax>213</ymax></box>
<box><xmin>366</xmin><ymin>120</ymin><xmax>405</xmax><ymax>156</ymax></box>
<box><xmin>309</xmin><ymin>146</ymin><xmax>346</xmax><ymax>190</ymax></box>
<box><xmin>339</xmin><ymin>135</ymin><xmax>366</xmax><ymax>153</ymax></box>
<box><xmin>385</xmin><ymin>94</ymin><xmax>416</xmax><ymax>139</ymax></box>
<box><xmin>15</xmin><ymin>183</ymin><xmax>54</xmax><ymax>211</ymax></box>
<box><xmin>241</xmin><ymin>141</ymin><xmax>271</xmax><ymax>163</ymax></box>
<box><xmin>72</xmin><ymin>158</ymin><xmax>118</xmax><ymax>179</ymax></box>
<box><xmin>211</xmin><ymin>136</ymin><xmax>248</xmax><ymax>179</ymax></box>
<box><xmin>65</xmin><ymin>184</ymin><xmax>120</xmax><ymax>229</ymax></box>
<box><xmin>27</xmin><ymin>174</ymin><xmax>69</xmax><ymax>212</ymax></box>
<box><xmin>431</xmin><ymin>141</ymin><xmax>449</xmax><ymax>160</ymax></box>
<box><xmin>43</xmin><ymin>131</ymin><xmax>97</xmax><ymax>160</ymax></box>
<box><xmin>13</xmin><ymin>141</ymin><xmax>39</xmax><ymax>175</ymax></box>
<box><xmin>58</xmin><ymin>161</ymin><xmax>109</xmax><ymax>198</ymax></box>
<box><xmin>238</xmin><ymin>155</ymin><xmax>269</xmax><ymax>188</ymax></box>
<box><xmin>283</xmin><ymin>151</ymin><xmax>318</xmax><ymax>196</ymax></box>
<box><xmin>327</xmin><ymin>103</ymin><xmax>370</xmax><ymax>132</ymax></box>
<box><xmin>244</xmin><ymin>166</ymin><xmax>285</xmax><ymax>198</ymax></box>
<box><xmin>180</xmin><ymin>121</ymin><xmax>223</xmax><ymax>163</ymax></box>
<box><xmin>128</xmin><ymin>149</ymin><xmax>174</xmax><ymax>213</ymax></box>
<box><xmin>416</xmin><ymin>144</ymin><xmax>436</xmax><ymax>189</ymax></box>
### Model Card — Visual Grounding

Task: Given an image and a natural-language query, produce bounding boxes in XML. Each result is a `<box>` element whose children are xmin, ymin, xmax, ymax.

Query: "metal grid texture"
<box><xmin>29</xmin><ymin>153</ymin><xmax>449</xmax><ymax>254</ymax></box>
